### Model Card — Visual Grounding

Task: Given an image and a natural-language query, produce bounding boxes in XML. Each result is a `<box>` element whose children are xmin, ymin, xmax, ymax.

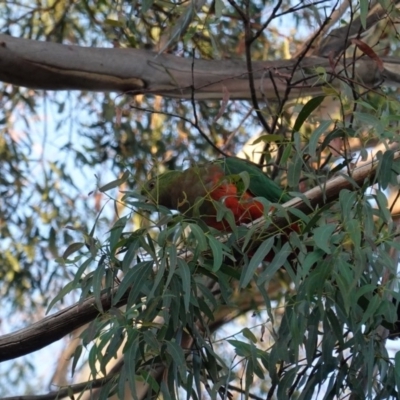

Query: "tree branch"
<box><xmin>1</xmin><ymin>34</ymin><xmax>400</xmax><ymax>99</ymax></box>
<box><xmin>0</xmin><ymin>289</ymin><xmax>128</xmax><ymax>362</ymax></box>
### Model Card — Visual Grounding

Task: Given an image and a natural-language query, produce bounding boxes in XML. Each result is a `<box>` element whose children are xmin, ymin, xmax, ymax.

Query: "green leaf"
<box><xmin>252</xmin><ymin>134</ymin><xmax>285</xmax><ymax>145</ymax></box>
<box><xmin>339</xmin><ymin>189</ymin><xmax>356</xmax><ymax>221</ymax></box>
<box><xmin>238</xmin><ymin>171</ymin><xmax>250</xmax><ymax>192</ymax></box>
<box><xmin>305</xmin><ymin>309</ymin><xmax>319</xmax><ymax>365</ymax></box>
<box><xmin>313</xmin><ymin>224</ymin><xmax>336</xmax><ymax>254</ymax></box>
<box><xmin>228</xmin><ymin>339</ymin><xmax>251</xmax><ymax>357</ymax></box>
<box><xmin>300</xmin><ymin>251</ymin><xmax>323</xmax><ymax>278</ymax></box>
<box><xmin>361</xmin><ymin>294</ymin><xmax>380</xmax><ymax>325</ymax></box>
<box><xmin>99</xmin><ymin>170</ymin><xmax>130</xmax><ymax>192</ymax></box>
<box><xmin>240</xmin><ymin>237</ymin><xmax>274</xmax><ymax>288</ymax></box>
<box><xmin>375</xmin><ymin>190</ymin><xmax>391</xmax><ymax>222</ymax></box>
<box><xmin>359</xmin><ymin>0</ymin><xmax>368</xmax><ymax>29</ymax></box>
<box><xmin>140</xmin><ymin>370</ymin><xmax>160</xmax><ymax>394</ymax></box>
<box><xmin>124</xmin><ymin>331</ymin><xmax>139</xmax><ymax>400</ymax></box>
<box><xmin>113</xmin><ymin>261</ymin><xmax>153</xmax><ymax>306</ymax></box>
<box><xmin>109</xmin><ymin>216</ymin><xmax>128</xmax><ymax>253</ymax></box>
<box><xmin>189</xmin><ymin>223</ymin><xmax>207</xmax><ymax>251</ymax></box>
<box><xmin>118</xmin><ymin>368</ymin><xmax>127</xmax><ymax>400</ymax></box>
<box><xmin>93</xmin><ymin>257</ymin><xmax>106</xmax><ymax>312</ymax></box>
<box><xmin>177</xmin><ymin>258</ymin><xmax>191</xmax><ymax>313</ymax></box>
<box><xmin>214</xmin><ymin>0</ymin><xmax>225</xmax><ymax>18</ymax></box>
<box><xmin>257</xmin><ymin>242</ymin><xmax>291</xmax><ymax>285</ymax></box>
<box><xmin>308</xmin><ymin>120</ymin><xmax>331</xmax><ymax>158</ymax></box>
<box><xmin>379</xmin><ymin>149</ymin><xmax>394</xmax><ymax>190</ymax></box>
<box><xmin>166</xmin><ymin>341</ymin><xmax>187</xmax><ymax>383</ymax></box>
<box><xmin>62</xmin><ymin>242</ymin><xmax>85</xmax><ymax>259</ymax></box>
<box><xmin>103</xmin><ymin>328</ymin><xmax>124</xmax><ymax>367</ymax></box>
<box><xmin>277</xmin><ymin>367</ymin><xmax>298</xmax><ymax>399</ymax></box>
<box><xmin>287</xmin><ymin>155</ymin><xmax>302</xmax><ymax>188</ymax></box>
<box><xmin>72</xmin><ymin>257</ymin><xmax>94</xmax><ymax>285</ymax></box>
<box><xmin>245</xmin><ymin>359</ymin><xmax>254</xmax><ymax>392</ymax></box>
<box><xmin>288</xmin><ymin>207</ymin><xmax>310</xmax><ymax>224</ymax></box>
<box><xmin>293</xmin><ymin>96</ymin><xmax>325</xmax><ymax>132</ymax></box>
<box><xmin>122</xmin><ymin>238</ymin><xmax>141</xmax><ymax>272</ymax></box>
<box><xmin>71</xmin><ymin>344</ymin><xmax>82</xmax><ymax>377</ymax></box>
<box><xmin>242</xmin><ymin>327</ymin><xmax>257</xmax><ymax>343</ymax></box>
<box><xmin>346</xmin><ymin>219</ymin><xmax>361</xmax><ymax>248</ymax></box>
<box><xmin>394</xmin><ymin>351</ymin><xmax>400</xmax><ymax>393</ymax></box>
<box><xmin>354</xmin><ymin>112</ymin><xmax>383</xmax><ymax>133</ymax></box>
<box><xmin>320</xmin><ymin>128</ymin><xmax>351</xmax><ymax>152</ymax></box>
<box><xmin>280</xmin><ymin>143</ymin><xmax>293</xmax><ymax>165</ymax></box>
<box><xmin>334</xmin><ymin>262</ymin><xmax>353</xmax><ymax>314</ymax></box>
<box><xmin>148</xmin><ymin>257</ymin><xmax>166</xmax><ymax>301</ymax></box>
<box><xmin>46</xmin><ymin>280</ymin><xmax>77</xmax><ymax>313</ymax></box>
<box><xmin>207</xmin><ymin>235</ymin><xmax>223</xmax><ymax>272</ymax></box>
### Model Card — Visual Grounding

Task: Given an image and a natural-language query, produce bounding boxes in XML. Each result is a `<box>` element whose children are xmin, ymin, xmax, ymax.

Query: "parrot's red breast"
<box><xmin>141</xmin><ymin>158</ymin><xmax>293</xmax><ymax>232</ymax></box>
<box><xmin>208</xmin><ymin>174</ymin><xmax>264</xmax><ymax>230</ymax></box>
<box><xmin>141</xmin><ymin>158</ymin><xmax>298</xmax><ymax>262</ymax></box>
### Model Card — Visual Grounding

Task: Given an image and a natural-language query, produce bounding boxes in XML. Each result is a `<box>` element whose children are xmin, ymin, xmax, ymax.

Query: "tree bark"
<box><xmin>1</xmin><ymin>34</ymin><xmax>399</xmax><ymax>100</ymax></box>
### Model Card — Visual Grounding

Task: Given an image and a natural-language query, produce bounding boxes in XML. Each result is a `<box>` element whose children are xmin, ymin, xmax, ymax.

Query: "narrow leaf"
<box><xmin>167</xmin><ymin>341</ymin><xmax>187</xmax><ymax>383</ymax></box>
<box><xmin>287</xmin><ymin>156</ymin><xmax>302</xmax><ymax>188</ymax></box>
<box><xmin>313</xmin><ymin>224</ymin><xmax>336</xmax><ymax>254</ymax></box>
<box><xmin>257</xmin><ymin>242</ymin><xmax>291</xmax><ymax>285</ymax></box>
<box><xmin>93</xmin><ymin>257</ymin><xmax>106</xmax><ymax>312</ymax></box>
<box><xmin>189</xmin><ymin>223</ymin><xmax>207</xmax><ymax>251</ymax></box>
<box><xmin>359</xmin><ymin>0</ymin><xmax>368</xmax><ymax>29</ymax></box>
<box><xmin>46</xmin><ymin>281</ymin><xmax>77</xmax><ymax>313</ymax></box>
<box><xmin>99</xmin><ymin>170</ymin><xmax>129</xmax><ymax>192</ymax></box>
<box><xmin>113</xmin><ymin>261</ymin><xmax>153</xmax><ymax>306</ymax></box>
<box><xmin>240</xmin><ymin>237</ymin><xmax>274</xmax><ymax>288</ymax></box>
<box><xmin>177</xmin><ymin>258</ymin><xmax>191</xmax><ymax>313</ymax></box>
<box><xmin>71</xmin><ymin>345</ymin><xmax>83</xmax><ymax>377</ymax></box>
<box><xmin>394</xmin><ymin>351</ymin><xmax>400</xmax><ymax>394</ymax></box>
<box><xmin>207</xmin><ymin>235</ymin><xmax>223</xmax><ymax>272</ymax></box>
<box><xmin>379</xmin><ymin>149</ymin><xmax>394</xmax><ymax>190</ymax></box>
<box><xmin>213</xmin><ymin>85</ymin><xmax>230</xmax><ymax>122</ymax></box>
<box><xmin>309</xmin><ymin>120</ymin><xmax>331</xmax><ymax>158</ymax></box>
<box><xmin>62</xmin><ymin>242</ymin><xmax>85</xmax><ymax>259</ymax></box>
<box><xmin>293</xmin><ymin>96</ymin><xmax>325</xmax><ymax>132</ymax></box>
<box><xmin>242</xmin><ymin>327</ymin><xmax>257</xmax><ymax>343</ymax></box>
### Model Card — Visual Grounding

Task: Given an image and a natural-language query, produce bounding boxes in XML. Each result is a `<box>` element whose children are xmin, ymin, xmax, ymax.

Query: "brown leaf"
<box><xmin>115</xmin><ymin>106</ymin><xmax>122</xmax><ymax>127</ymax></box>
<box><xmin>351</xmin><ymin>38</ymin><xmax>384</xmax><ymax>72</ymax></box>
<box><xmin>213</xmin><ymin>86</ymin><xmax>230</xmax><ymax>123</ymax></box>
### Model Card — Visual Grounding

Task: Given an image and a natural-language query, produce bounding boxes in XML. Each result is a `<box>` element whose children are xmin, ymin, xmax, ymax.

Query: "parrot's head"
<box><xmin>141</xmin><ymin>170</ymin><xmax>182</xmax><ymax>208</ymax></box>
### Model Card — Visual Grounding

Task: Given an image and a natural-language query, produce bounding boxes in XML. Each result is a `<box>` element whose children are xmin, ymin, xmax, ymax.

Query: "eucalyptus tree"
<box><xmin>1</xmin><ymin>0</ymin><xmax>400</xmax><ymax>399</ymax></box>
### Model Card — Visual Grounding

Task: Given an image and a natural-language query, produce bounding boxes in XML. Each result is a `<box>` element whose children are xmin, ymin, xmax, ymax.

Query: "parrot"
<box><xmin>141</xmin><ymin>157</ymin><xmax>291</xmax><ymax>231</ymax></box>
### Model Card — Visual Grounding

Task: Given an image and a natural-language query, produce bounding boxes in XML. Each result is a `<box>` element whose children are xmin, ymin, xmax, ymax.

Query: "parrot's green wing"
<box><xmin>215</xmin><ymin>157</ymin><xmax>291</xmax><ymax>203</ymax></box>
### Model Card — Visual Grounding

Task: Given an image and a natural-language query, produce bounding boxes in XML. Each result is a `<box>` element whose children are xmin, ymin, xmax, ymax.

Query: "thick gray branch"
<box><xmin>1</xmin><ymin>34</ymin><xmax>400</xmax><ymax>100</ymax></box>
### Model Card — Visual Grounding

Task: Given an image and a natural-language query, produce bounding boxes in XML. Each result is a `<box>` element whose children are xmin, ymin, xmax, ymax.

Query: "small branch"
<box><xmin>129</xmin><ymin>104</ymin><xmax>230</xmax><ymax>158</ymax></box>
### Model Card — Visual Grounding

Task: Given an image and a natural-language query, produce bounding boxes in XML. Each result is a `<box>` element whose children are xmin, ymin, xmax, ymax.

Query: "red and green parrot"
<box><xmin>141</xmin><ymin>157</ymin><xmax>291</xmax><ymax>231</ymax></box>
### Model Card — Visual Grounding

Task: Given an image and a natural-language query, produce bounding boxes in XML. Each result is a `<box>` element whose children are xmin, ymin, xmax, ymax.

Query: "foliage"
<box><xmin>2</xmin><ymin>0</ymin><xmax>400</xmax><ymax>399</ymax></box>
